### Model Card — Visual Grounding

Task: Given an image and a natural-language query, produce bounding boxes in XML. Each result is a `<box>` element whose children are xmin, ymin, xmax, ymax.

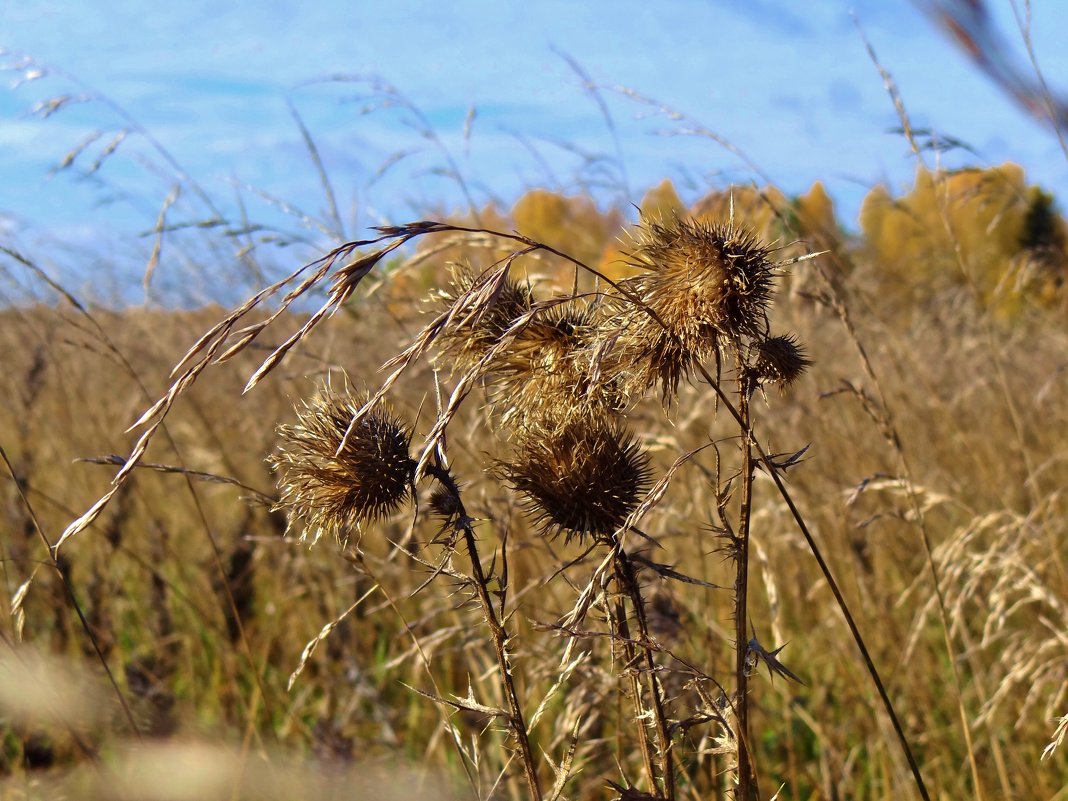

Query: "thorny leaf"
<box><xmin>747</xmin><ymin>637</ymin><xmax>804</xmax><ymax>685</ymax></box>
<box><xmin>759</xmin><ymin>443</ymin><xmax>810</xmax><ymax>473</ymax></box>
<box><xmin>401</xmin><ymin>681</ymin><xmax>508</xmax><ymax>720</ymax></box>
<box><xmin>629</xmin><ymin>553</ymin><xmax>723</xmax><ymax>589</ymax></box>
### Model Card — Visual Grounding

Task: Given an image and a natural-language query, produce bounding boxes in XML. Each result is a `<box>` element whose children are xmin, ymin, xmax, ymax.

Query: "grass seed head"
<box><xmin>273</xmin><ymin>387</ymin><xmax>414</xmax><ymax>545</ymax></box>
<box><xmin>501</xmin><ymin>421</ymin><xmax>650</xmax><ymax>543</ymax></box>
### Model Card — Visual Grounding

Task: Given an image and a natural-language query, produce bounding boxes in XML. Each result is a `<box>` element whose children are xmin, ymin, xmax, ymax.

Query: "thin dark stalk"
<box><xmin>614</xmin><ymin>547</ymin><xmax>675</xmax><ymax>801</ymax></box>
<box><xmin>0</xmin><ymin>445</ymin><xmax>141</xmax><ymax>742</ymax></box>
<box><xmin>464</xmin><ymin>522</ymin><xmax>542</xmax><ymax>801</ymax></box>
<box><xmin>692</xmin><ymin>360</ymin><xmax>931</xmax><ymax>801</ymax></box>
<box><xmin>427</xmin><ymin>464</ymin><xmax>543</xmax><ymax>801</ymax></box>
<box><xmin>607</xmin><ymin>574</ymin><xmax>658</xmax><ymax>794</ymax></box>
<box><xmin>733</xmin><ymin>364</ymin><xmax>757</xmax><ymax>801</ymax></box>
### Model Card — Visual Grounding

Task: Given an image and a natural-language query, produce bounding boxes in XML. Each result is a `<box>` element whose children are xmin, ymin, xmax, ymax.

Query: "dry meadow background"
<box><xmin>1</xmin><ymin>22</ymin><xmax>1068</xmax><ymax>801</ymax></box>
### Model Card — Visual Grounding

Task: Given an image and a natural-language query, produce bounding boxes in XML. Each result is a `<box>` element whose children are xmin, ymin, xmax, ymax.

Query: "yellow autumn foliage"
<box><xmin>858</xmin><ymin>163</ymin><xmax>1064</xmax><ymax>313</ymax></box>
<box><xmin>691</xmin><ymin>185</ymin><xmax>789</xmax><ymax>242</ymax></box>
<box><xmin>512</xmin><ymin>189</ymin><xmax>622</xmax><ymax>288</ymax></box>
<box><xmin>384</xmin><ymin>168</ymin><xmax>1063</xmax><ymax>316</ymax></box>
<box><xmin>793</xmin><ymin>180</ymin><xmax>838</xmax><ymax>241</ymax></box>
<box><xmin>638</xmin><ymin>179</ymin><xmax>687</xmax><ymax>223</ymax></box>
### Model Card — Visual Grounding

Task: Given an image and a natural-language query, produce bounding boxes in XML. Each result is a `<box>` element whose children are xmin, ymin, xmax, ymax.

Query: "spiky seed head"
<box><xmin>501</xmin><ymin>421</ymin><xmax>650</xmax><ymax>543</ymax></box>
<box><xmin>272</xmin><ymin>387</ymin><xmax>413</xmax><ymax>545</ymax></box>
<box><xmin>751</xmin><ymin>334</ymin><xmax>811</xmax><ymax>389</ymax></box>
<box><xmin>490</xmin><ymin>304</ymin><xmax>624</xmax><ymax>436</ymax></box>
<box><xmin>495</xmin><ymin>304</ymin><xmax>588</xmax><ymax>380</ymax></box>
<box><xmin>428</xmin><ymin>484</ymin><xmax>463</xmax><ymax>527</ymax></box>
<box><xmin>436</xmin><ymin>266</ymin><xmax>534</xmax><ymax>374</ymax></box>
<box><xmin>616</xmin><ymin>214</ymin><xmax>775</xmax><ymax>398</ymax></box>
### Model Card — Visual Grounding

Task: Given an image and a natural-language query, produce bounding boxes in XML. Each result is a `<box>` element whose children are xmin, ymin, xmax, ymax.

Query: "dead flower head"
<box><xmin>489</xmin><ymin>304</ymin><xmax>624</xmax><ymax>436</ymax></box>
<box><xmin>750</xmin><ymin>333</ymin><xmax>811</xmax><ymax>390</ymax></box>
<box><xmin>272</xmin><ymin>387</ymin><xmax>414</xmax><ymax>544</ymax></box>
<box><xmin>616</xmin><ymin>215</ymin><xmax>775</xmax><ymax>398</ymax></box>
<box><xmin>501</xmin><ymin>421</ymin><xmax>650</xmax><ymax>543</ymax></box>
<box><xmin>435</xmin><ymin>266</ymin><xmax>534</xmax><ymax>375</ymax></box>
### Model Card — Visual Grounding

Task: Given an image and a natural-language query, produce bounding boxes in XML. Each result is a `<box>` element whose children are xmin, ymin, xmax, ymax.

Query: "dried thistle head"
<box><xmin>435</xmin><ymin>265</ymin><xmax>534</xmax><ymax>375</ymax></box>
<box><xmin>272</xmin><ymin>387</ymin><xmax>414</xmax><ymax>545</ymax></box>
<box><xmin>750</xmin><ymin>333</ymin><xmax>811</xmax><ymax>390</ymax></box>
<box><xmin>614</xmin><ymin>214</ymin><xmax>775</xmax><ymax>398</ymax></box>
<box><xmin>428</xmin><ymin>484</ymin><xmax>463</xmax><ymax>526</ymax></box>
<box><xmin>501</xmin><ymin>421</ymin><xmax>650</xmax><ymax>543</ymax></box>
<box><xmin>489</xmin><ymin>303</ymin><xmax>625</xmax><ymax>436</ymax></box>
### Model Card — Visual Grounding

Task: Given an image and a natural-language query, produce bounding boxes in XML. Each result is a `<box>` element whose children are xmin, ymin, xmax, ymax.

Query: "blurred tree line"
<box><xmin>386</xmin><ymin>163</ymin><xmax>1066</xmax><ymax>317</ymax></box>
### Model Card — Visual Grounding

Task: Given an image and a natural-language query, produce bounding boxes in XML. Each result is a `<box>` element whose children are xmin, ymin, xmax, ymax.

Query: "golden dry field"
<box><xmin>1</xmin><ymin>166</ymin><xmax>1067</xmax><ymax>801</ymax></box>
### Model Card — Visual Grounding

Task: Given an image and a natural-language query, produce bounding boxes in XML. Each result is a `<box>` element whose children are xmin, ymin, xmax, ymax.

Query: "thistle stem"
<box><xmin>609</xmin><ymin>573</ymin><xmax>659</xmax><ymax>795</ymax></box>
<box><xmin>734</xmin><ymin>368</ymin><xmax>758</xmax><ymax>800</ymax></box>
<box><xmin>615</xmin><ymin>547</ymin><xmax>675</xmax><ymax>800</ymax></box>
<box><xmin>463</xmin><ymin>524</ymin><xmax>543</xmax><ymax>801</ymax></box>
<box><xmin>428</xmin><ymin>464</ymin><xmax>543</xmax><ymax>801</ymax></box>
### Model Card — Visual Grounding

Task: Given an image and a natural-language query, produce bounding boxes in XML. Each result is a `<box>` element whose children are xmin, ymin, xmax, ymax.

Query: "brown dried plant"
<box><xmin>262</xmin><ymin>213</ymin><xmax>824</xmax><ymax>800</ymax></box>
<box><xmin>611</xmin><ymin>214</ymin><xmax>775</xmax><ymax>399</ymax></box>
<box><xmin>56</xmin><ymin>212</ymin><xmax>941</xmax><ymax>801</ymax></box>
<box><xmin>500</xmin><ymin>420</ymin><xmax>651</xmax><ymax>544</ymax></box>
<box><xmin>271</xmin><ymin>387</ymin><xmax>414</xmax><ymax>546</ymax></box>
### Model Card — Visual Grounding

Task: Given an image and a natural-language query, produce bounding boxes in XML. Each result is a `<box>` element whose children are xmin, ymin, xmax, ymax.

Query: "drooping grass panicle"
<box><xmin>272</xmin><ymin>385</ymin><xmax>415</xmax><ymax>545</ymax></box>
<box><xmin>435</xmin><ymin>264</ymin><xmax>536</xmax><ymax>376</ymax></box>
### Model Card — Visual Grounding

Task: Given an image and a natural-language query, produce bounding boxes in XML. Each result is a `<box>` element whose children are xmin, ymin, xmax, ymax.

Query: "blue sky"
<box><xmin>2</xmin><ymin>1</ymin><xmax>1068</xmax><ymax>300</ymax></box>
